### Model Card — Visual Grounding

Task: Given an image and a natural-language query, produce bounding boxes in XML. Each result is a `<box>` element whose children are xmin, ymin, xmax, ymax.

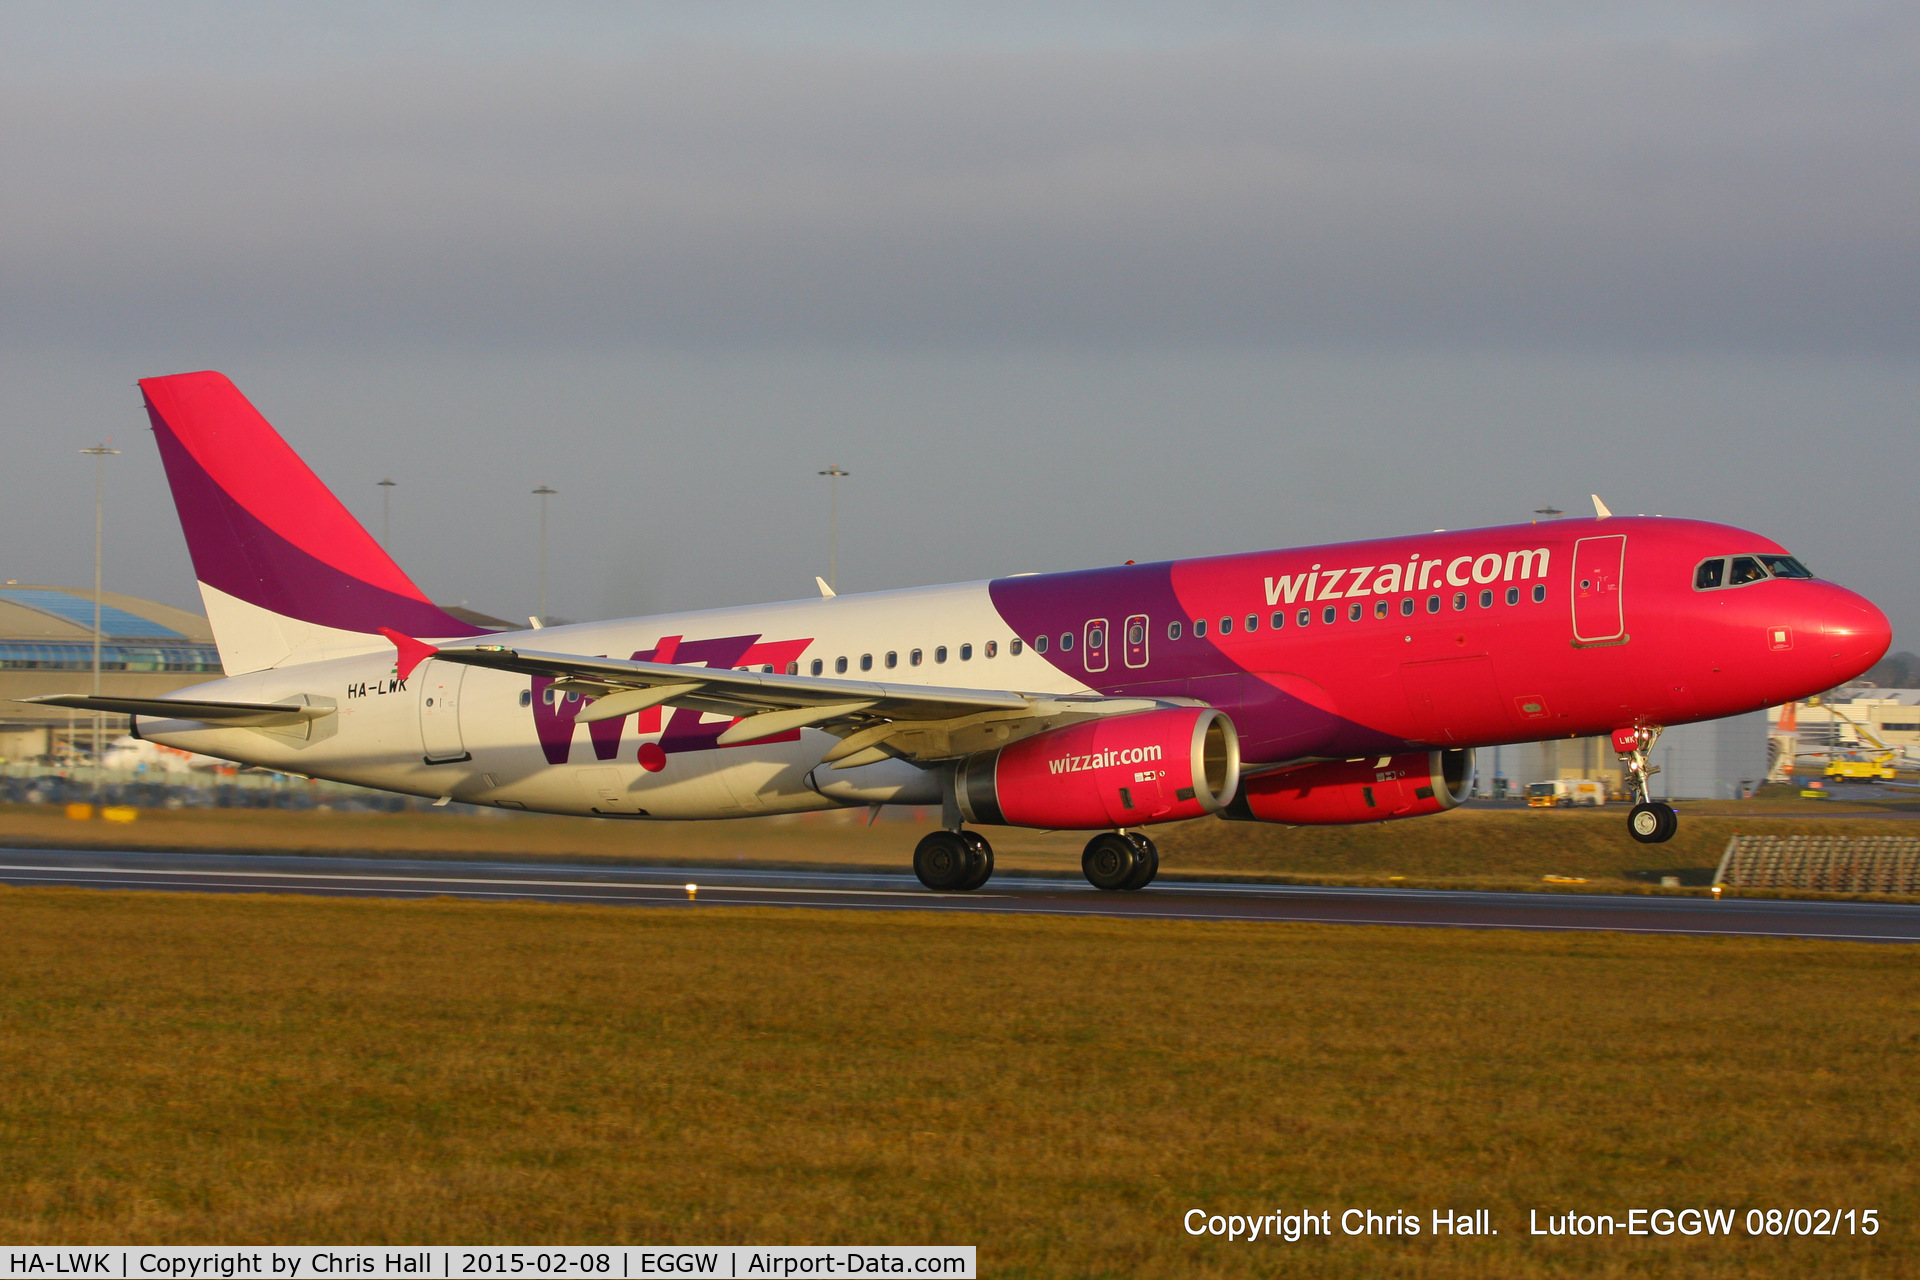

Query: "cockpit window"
<box><xmin>1759</xmin><ymin>554</ymin><xmax>1813</xmax><ymax>579</ymax></box>
<box><xmin>1694</xmin><ymin>552</ymin><xmax>1815</xmax><ymax>591</ymax></box>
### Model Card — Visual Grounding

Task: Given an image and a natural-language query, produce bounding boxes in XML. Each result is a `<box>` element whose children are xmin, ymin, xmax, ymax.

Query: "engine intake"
<box><xmin>954</xmin><ymin>706</ymin><xmax>1240</xmax><ymax>830</ymax></box>
<box><xmin>1226</xmin><ymin>748</ymin><xmax>1473</xmax><ymax>825</ymax></box>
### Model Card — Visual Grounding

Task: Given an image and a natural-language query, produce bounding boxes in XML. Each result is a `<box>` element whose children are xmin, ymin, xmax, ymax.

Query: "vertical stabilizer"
<box><xmin>141</xmin><ymin>371</ymin><xmax>483</xmax><ymax>674</ymax></box>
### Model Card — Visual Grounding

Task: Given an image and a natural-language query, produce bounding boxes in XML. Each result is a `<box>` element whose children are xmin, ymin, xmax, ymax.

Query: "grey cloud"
<box><xmin>3</xmin><ymin>14</ymin><xmax>1918</xmax><ymax>355</ymax></box>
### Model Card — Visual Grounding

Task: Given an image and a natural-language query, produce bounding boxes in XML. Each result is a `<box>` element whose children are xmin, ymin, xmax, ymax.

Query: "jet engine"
<box><xmin>953</xmin><ymin>706</ymin><xmax>1240</xmax><ymax>830</ymax></box>
<box><xmin>1226</xmin><ymin>748</ymin><xmax>1473</xmax><ymax>825</ymax></box>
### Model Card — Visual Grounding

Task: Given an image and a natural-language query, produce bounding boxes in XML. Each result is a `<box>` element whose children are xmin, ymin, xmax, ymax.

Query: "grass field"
<box><xmin>6</xmin><ymin>794</ymin><xmax>1919</xmax><ymax>895</ymax></box>
<box><xmin>0</xmin><ymin>886</ymin><xmax>1914</xmax><ymax>1276</ymax></box>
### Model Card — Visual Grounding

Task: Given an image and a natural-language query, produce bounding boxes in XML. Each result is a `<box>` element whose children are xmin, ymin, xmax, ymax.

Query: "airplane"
<box><xmin>25</xmin><ymin>371</ymin><xmax>1892</xmax><ymax>892</ymax></box>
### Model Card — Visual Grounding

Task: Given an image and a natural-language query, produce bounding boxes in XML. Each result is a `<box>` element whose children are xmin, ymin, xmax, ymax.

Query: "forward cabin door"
<box><xmin>418</xmin><ymin>659</ymin><xmax>471</xmax><ymax>763</ymax></box>
<box><xmin>1571</xmin><ymin>534</ymin><xmax>1627</xmax><ymax>644</ymax></box>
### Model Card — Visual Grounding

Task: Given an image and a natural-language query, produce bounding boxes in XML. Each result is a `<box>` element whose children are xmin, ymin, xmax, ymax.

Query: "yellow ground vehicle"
<box><xmin>1526</xmin><ymin>779</ymin><xmax>1607</xmax><ymax>807</ymax></box>
<box><xmin>1825</xmin><ymin>752</ymin><xmax>1897</xmax><ymax>782</ymax></box>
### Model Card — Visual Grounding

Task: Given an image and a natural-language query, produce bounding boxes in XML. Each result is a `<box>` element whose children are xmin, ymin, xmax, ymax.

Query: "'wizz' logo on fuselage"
<box><xmin>1263</xmin><ymin>547</ymin><xmax>1550</xmax><ymax>606</ymax></box>
<box><xmin>530</xmin><ymin>632</ymin><xmax>813</xmax><ymax>766</ymax></box>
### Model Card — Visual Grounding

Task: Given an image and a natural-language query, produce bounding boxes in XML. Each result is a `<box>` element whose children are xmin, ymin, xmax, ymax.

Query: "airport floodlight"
<box><xmin>79</xmin><ymin>444</ymin><xmax>121</xmax><ymax>800</ymax></box>
<box><xmin>817</xmin><ymin>465</ymin><xmax>851</xmax><ymax>591</ymax></box>
<box><xmin>532</xmin><ymin>484</ymin><xmax>558</xmax><ymax>626</ymax></box>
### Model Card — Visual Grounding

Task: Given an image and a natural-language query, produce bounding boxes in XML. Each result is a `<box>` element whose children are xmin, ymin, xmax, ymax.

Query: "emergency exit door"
<box><xmin>418</xmin><ymin>659</ymin><xmax>471</xmax><ymax>763</ymax></box>
<box><xmin>1571</xmin><ymin>535</ymin><xmax>1627</xmax><ymax>644</ymax></box>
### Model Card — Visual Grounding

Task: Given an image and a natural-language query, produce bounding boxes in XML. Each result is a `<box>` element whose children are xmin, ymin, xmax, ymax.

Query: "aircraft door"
<box><xmin>1123</xmin><ymin>614</ymin><xmax>1149</xmax><ymax>669</ymax></box>
<box><xmin>418</xmin><ymin>659</ymin><xmax>471</xmax><ymax>763</ymax></box>
<box><xmin>1571</xmin><ymin>535</ymin><xmax>1627</xmax><ymax>644</ymax></box>
<box><xmin>1084</xmin><ymin>619</ymin><xmax>1109</xmax><ymax>673</ymax></box>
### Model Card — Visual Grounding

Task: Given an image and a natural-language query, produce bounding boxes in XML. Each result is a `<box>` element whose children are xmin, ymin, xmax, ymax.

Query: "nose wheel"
<box><xmin>1613</xmin><ymin>725</ymin><xmax>1677</xmax><ymax>844</ymax></box>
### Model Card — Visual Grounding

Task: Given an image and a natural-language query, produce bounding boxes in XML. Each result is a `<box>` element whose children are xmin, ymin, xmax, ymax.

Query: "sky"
<box><xmin>2</xmin><ymin>1</ymin><xmax>1915</xmax><ymax>651</ymax></box>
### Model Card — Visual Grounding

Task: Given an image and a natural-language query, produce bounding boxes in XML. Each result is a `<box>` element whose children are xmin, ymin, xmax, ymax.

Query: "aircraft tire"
<box><xmin>958</xmin><ymin>830</ymin><xmax>995</xmax><ymax>891</ymax></box>
<box><xmin>1120</xmin><ymin>832</ymin><xmax>1159</xmax><ymax>890</ymax></box>
<box><xmin>1083</xmin><ymin>832</ymin><xmax>1140</xmax><ymax>891</ymax></box>
<box><xmin>1627</xmin><ymin>802</ymin><xmax>1677</xmax><ymax>845</ymax></box>
<box><xmin>914</xmin><ymin>830</ymin><xmax>975</xmax><ymax>891</ymax></box>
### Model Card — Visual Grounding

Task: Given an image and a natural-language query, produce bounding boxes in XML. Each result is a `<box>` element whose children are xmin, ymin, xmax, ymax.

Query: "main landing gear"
<box><xmin>1082</xmin><ymin>830</ymin><xmax>1159</xmax><ymax>892</ymax></box>
<box><xmin>1614</xmin><ymin>724</ymin><xmax>1678</xmax><ymax>845</ymax></box>
<box><xmin>913</xmin><ymin>828</ymin><xmax>994</xmax><ymax>892</ymax></box>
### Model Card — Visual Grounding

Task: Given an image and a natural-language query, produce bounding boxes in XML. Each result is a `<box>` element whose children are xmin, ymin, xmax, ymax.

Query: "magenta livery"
<box><xmin>37</xmin><ymin>371</ymin><xmax>1890</xmax><ymax>892</ymax></box>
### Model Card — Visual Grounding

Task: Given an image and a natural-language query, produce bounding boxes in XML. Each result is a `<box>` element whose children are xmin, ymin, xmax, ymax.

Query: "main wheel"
<box><xmin>959</xmin><ymin>830</ymin><xmax>995</xmax><ymax>891</ymax></box>
<box><xmin>914</xmin><ymin>830</ymin><xmax>974</xmax><ymax>890</ymax></box>
<box><xmin>1120</xmin><ymin>832</ymin><xmax>1159</xmax><ymax>890</ymax></box>
<box><xmin>1627</xmin><ymin>802</ymin><xmax>1677</xmax><ymax>845</ymax></box>
<box><xmin>1083</xmin><ymin>832</ymin><xmax>1140</xmax><ymax>891</ymax></box>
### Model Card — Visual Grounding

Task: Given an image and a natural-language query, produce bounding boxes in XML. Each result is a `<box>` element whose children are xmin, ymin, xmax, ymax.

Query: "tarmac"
<box><xmin>2</xmin><ymin>846</ymin><xmax>1918</xmax><ymax>942</ymax></box>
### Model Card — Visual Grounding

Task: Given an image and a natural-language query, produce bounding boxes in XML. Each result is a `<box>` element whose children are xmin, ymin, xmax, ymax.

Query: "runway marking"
<box><xmin>1</xmin><ymin>865</ymin><xmax>1914</xmax><ymax>941</ymax></box>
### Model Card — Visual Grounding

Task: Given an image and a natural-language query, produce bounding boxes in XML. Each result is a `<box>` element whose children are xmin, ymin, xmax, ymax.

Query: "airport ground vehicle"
<box><xmin>1825</xmin><ymin>752</ymin><xmax>1898</xmax><ymax>782</ymax></box>
<box><xmin>29</xmin><ymin>373</ymin><xmax>1892</xmax><ymax>888</ymax></box>
<box><xmin>1525</xmin><ymin>778</ymin><xmax>1607</xmax><ymax>807</ymax></box>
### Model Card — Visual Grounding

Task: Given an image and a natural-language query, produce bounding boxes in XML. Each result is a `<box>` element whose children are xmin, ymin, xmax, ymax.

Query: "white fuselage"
<box><xmin>141</xmin><ymin>581</ymin><xmax>1092</xmax><ymax>819</ymax></box>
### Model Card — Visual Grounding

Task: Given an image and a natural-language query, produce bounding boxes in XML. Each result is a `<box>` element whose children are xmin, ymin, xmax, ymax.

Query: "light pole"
<box><xmin>80</xmin><ymin>443</ymin><xmax>120</xmax><ymax>802</ymax></box>
<box><xmin>377</xmin><ymin>478</ymin><xmax>397</xmax><ymax>548</ymax></box>
<box><xmin>817</xmin><ymin>465</ymin><xmax>850</xmax><ymax>592</ymax></box>
<box><xmin>532</xmin><ymin>484</ymin><xmax>557</xmax><ymax>625</ymax></box>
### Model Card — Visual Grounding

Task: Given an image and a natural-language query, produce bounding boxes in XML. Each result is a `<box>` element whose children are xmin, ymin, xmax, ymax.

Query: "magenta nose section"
<box><xmin>1821</xmin><ymin>586</ymin><xmax>1892</xmax><ymax>685</ymax></box>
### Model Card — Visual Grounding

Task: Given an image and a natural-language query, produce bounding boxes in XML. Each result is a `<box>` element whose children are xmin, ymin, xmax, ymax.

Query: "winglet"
<box><xmin>379</xmin><ymin>627</ymin><xmax>438</xmax><ymax>680</ymax></box>
<box><xmin>815</xmin><ymin>576</ymin><xmax>836</xmax><ymax>598</ymax></box>
<box><xmin>1591</xmin><ymin>494</ymin><xmax>1613</xmax><ymax>519</ymax></box>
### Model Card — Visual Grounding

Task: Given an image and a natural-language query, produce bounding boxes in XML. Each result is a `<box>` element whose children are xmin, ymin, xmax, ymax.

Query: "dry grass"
<box><xmin>0</xmin><ymin>886</ymin><xmax>1916</xmax><ymax>1277</ymax></box>
<box><xmin>6</xmin><ymin>799</ymin><xmax>1919</xmax><ymax>895</ymax></box>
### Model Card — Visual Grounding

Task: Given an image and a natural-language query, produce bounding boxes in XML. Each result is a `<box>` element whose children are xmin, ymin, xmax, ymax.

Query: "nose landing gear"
<box><xmin>1613</xmin><ymin>725</ymin><xmax>1678</xmax><ymax>844</ymax></box>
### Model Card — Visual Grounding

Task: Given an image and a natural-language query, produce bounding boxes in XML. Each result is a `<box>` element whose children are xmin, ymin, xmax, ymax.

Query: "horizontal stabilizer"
<box><xmin>17</xmin><ymin>694</ymin><xmax>335</xmax><ymax>727</ymax></box>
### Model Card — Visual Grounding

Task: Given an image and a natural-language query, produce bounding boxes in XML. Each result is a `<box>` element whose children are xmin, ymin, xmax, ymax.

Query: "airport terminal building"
<box><xmin>0</xmin><ymin>584</ymin><xmax>222</xmax><ymax>761</ymax></box>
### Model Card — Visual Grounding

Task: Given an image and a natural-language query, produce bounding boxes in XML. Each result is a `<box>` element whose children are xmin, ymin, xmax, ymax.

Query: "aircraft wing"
<box><xmin>425</xmin><ymin>639</ymin><xmax>1160</xmax><ymax>767</ymax></box>
<box><xmin>16</xmin><ymin>694</ymin><xmax>334</xmax><ymax>728</ymax></box>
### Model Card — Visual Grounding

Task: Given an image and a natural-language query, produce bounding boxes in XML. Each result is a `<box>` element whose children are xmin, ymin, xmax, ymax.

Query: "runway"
<box><xmin>3</xmin><ymin>846</ymin><xmax>1918</xmax><ymax>942</ymax></box>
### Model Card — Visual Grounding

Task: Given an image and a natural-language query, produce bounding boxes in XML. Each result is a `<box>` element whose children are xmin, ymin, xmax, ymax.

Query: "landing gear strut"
<box><xmin>1083</xmin><ymin>830</ymin><xmax>1159</xmax><ymax>891</ymax></box>
<box><xmin>1614</xmin><ymin>725</ymin><xmax>1678</xmax><ymax>845</ymax></box>
<box><xmin>913</xmin><ymin>828</ymin><xmax>995</xmax><ymax>891</ymax></box>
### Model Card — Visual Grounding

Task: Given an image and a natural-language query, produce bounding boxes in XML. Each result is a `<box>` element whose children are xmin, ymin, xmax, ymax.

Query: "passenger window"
<box><xmin>786</xmin><ymin>662</ymin><xmax>799</xmax><ymax>675</ymax></box>
<box><xmin>835</xmin><ymin>656</ymin><xmax>848</xmax><ymax>674</ymax></box>
<box><xmin>1128</xmin><ymin>621</ymin><xmax>1145</xmax><ymax>645</ymax></box>
<box><xmin>1272</xmin><ymin>612</ymin><xmax>1286</xmax><ymax>630</ymax></box>
<box><xmin>935</xmin><ymin>646</ymin><xmax>948</xmax><ymax>663</ymax></box>
<box><xmin>1348</xmin><ymin>603</ymin><xmax>1363</xmax><ymax>622</ymax></box>
<box><xmin>1694</xmin><ymin>558</ymin><xmax>1725</xmax><ymax>590</ymax></box>
<box><xmin>1505</xmin><ymin>587</ymin><xmax>1519</xmax><ymax>605</ymax></box>
<box><xmin>859</xmin><ymin>654</ymin><xmax>872</xmax><ymax>671</ymax></box>
<box><xmin>1759</xmin><ymin>554</ymin><xmax>1813</xmax><ymax>579</ymax></box>
<box><xmin>1298</xmin><ymin>609</ymin><xmax>1310</xmax><ymax>627</ymax></box>
<box><xmin>1399</xmin><ymin>598</ymin><xmax>1414</xmax><ymax>617</ymax></box>
<box><xmin>1194</xmin><ymin>619</ymin><xmax>1207</xmax><ymax>637</ymax></box>
<box><xmin>1322</xmin><ymin>606</ymin><xmax>1336</xmax><ymax>624</ymax></box>
<box><xmin>985</xmin><ymin>640</ymin><xmax>997</xmax><ymax>658</ymax></box>
<box><xmin>1218</xmin><ymin>617</ymin><xmax>1231</xmax><ymax>635</ymax></box>
<box><xmin>1479</xmin><ymin>590</ymin><xmax>1493</xmax><ymax>608</ymax></box>
<box><xmin>1532</xmin><ymin>584</ymin><xmax>1546</xmax><ymax>603</ymax></box>
<box><xmin>1427</xmin><ymin>595</ymin><xmax>1440</xmax><ymax>614</ymax></box>
<box><xmin>1452</xmin><ymin>592</ymin><xmax>1466</xmax><ymax>611</ymax></box>
<box><xmin>810</xmin><ymin>659</ymin><xmax>824</xmax><ymax>676</ymax></box>
<box><xmin>1245</xmin><ymin>614</ymin><xmax>1258</xmax><ymax>633</ymax></box>
<box><xmin>1010</xmin><ymin>639</ymin><xmax>1023</xmax><ymax>655</ymax></box>
<box><xmin>885</xmin><ymin>651</ymin><xmax>897</xmax><ymax>668</ymax></box>
<box><xmin>1373</xmin><ymin>600</ymin><xmax>1388</xmax><ymax>619</ymax></box>
<box><xmin>1059</xmin><ymin>633</ymin><xmax>1074</xmax><ymax>651</ymax></box>
<box><xmin>1167</xmin><ymin>621</ymin><xmax>1182</xmax><ymax>640</ymax></box>
<box><xmin>763</xmin><ymin>664</ymin><xmax>774</xmax><ymax>674</ymax></box>
<box><xmin>1729</xmin><ymin>556</ymin><xmax>1768</xmax><ymax>585</ymax></box>
<box><xmin>1088</xmin><ymin>627</ymin><xmax>1105</xmax><ymax>649</ymax></box>
<box><xmin>910</xmin><ymin>649</ymin><xmax>923</xmax><ymax>666</ymax></box>
<box><xmin>519</xmin><ymin>689</ymin><xmax>532</xmax><ymax>707</ymax></box>
<box><xmin>960</xmin><ymin>643</ymin><xmax>973</xmax><ymax>661</ymax></box>
<box><xmin>1035</xmin><ymin>635</ymin><xmax>1049</xmax><ymax>654</ymax></box>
